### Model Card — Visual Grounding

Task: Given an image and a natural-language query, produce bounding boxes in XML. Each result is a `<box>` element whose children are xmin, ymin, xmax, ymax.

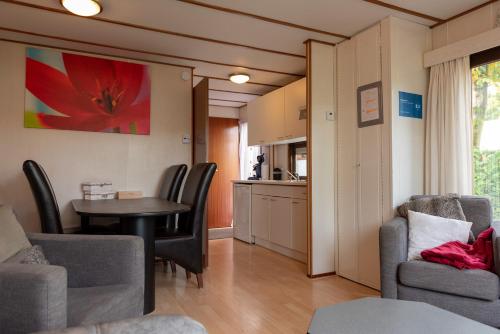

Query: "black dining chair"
<box><xmin>22</xmin><ymin>160</ymin><xmax>118</xmax><ymax>234</ymax></box>
<box><xmin>155</xmin><ymin>164</ymin><xmax>188</xmax><ymax>271</ymax></box>
<box><xmin>23</xmin><ymin>160</ymin><xmax>64</xmax><ymax>234</ymax></box>
<box><xmin>156</xmin><ymin>164</ymin><xmax>188</xmax><ymax>232</ymax></box>
<box><xmin>155</xmin><ymin>162</ymin><xmax>217</xmax><ymax>288</ymax></box>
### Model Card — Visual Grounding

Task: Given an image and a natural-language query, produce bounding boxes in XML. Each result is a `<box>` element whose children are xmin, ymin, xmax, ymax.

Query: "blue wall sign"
<box><xmin>399</xmin><ymin>91</ymin><xmax>422</xmax><ymax>119</ymax></box>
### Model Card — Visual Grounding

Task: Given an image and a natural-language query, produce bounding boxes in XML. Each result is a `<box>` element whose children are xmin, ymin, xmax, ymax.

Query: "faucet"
<box><xmin>286</xmin><ymin>170</ymin><xmax>299</xmax><ymax>181</ymax></box>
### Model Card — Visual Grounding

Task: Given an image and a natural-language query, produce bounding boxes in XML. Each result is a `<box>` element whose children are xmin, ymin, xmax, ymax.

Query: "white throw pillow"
<box><xmin>407</xmin><ymin>210</ymin><xmax>472</xmax><ymax>261</ymax></box>
<box><xmin>0</xmin><ymin>205</ymin><xmax>31</xmax><ymax>263</ymax></box>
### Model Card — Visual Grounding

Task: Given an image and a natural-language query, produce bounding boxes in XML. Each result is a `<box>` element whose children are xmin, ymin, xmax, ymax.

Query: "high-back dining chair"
<box><xmin>155</xmin><ymin>163</ymin><xmax>217</xmax><ymax>288</ymax></box>
<box><xmin>23</xmin><ymin>160</ymin><xmax>64</xmax><ymax>234</ymax></box>
<box><xmin>23</xmin><ymin>160</ymin><xmax>117</xmax><ymax>235</ymax></box>
<box><xmin>156</xmin><ymin>164</ymin><xmax>188</xmax><ymax>232</ymax></box>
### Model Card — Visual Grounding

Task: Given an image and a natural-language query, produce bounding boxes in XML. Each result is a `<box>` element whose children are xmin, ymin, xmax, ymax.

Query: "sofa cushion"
<box><xmin>0</xmin><ymin>206</ymin><xmax>31</xmax><ymax>263</ymax></box>
<box><xmin>4</xmin><ymin>245</ymin><xmax>50</xmax><ymax>264</ymax></box>
<box><xmin>67</xmin><ymin>284</ymin><xmax>143</xmax><ymax>327</ymax></box>
<box><xmin>399</xmin><ymin>260</ymin><xmax>499</xmax><ymax>301</ymax></box>
<box><xmin>407</xmin><ymin>211</ymin><xmax>472</xmax><ymax>261</ymax></box>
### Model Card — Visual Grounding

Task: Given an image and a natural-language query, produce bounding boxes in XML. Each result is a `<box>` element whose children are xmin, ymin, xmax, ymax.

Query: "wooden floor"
<box><xmin>154</xmin><ymin>238</ymin><xmax>378</xmax><ymax>334</ymax></box>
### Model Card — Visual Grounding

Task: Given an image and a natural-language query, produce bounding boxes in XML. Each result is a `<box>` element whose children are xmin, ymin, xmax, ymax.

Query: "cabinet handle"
<box><xmin>270</xmin><ymin>199</ymin><xmax>277</xmax><ymax>202</ymax></box>
<box><xmin>292</xmin><ymin>201</ymin><xmax>300</xmax><ymax>204</ymax></box>
<box><xmin>261</xmin><ymin>197</ymin><xmax>268</xmax><ymax>200</ymax></box>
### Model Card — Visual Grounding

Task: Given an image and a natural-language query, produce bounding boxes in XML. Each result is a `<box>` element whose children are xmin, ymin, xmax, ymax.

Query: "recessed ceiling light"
<box><xmin>229</xmin><ymin>73</ymin><xmax>250</xmax><ymax>84</ymax></box>
<box><xmin>61</xmin><ymin>0</ymin><xmax>102</xmax><ymax>17</ymax></box>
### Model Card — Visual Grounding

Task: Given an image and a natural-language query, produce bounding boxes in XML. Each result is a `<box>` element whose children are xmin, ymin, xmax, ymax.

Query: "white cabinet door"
<box><xmin>284</xmin><ymin>78</ymin><xmax>306</xmax><ymax>139</ymax></box>
<box><xmin>269</xmin><ymin>197</ymin><xmax>291</xmax><ymax>248</ymax></box>
<box><xmin>262</xmin><ymin>88</ymin><xmax>285</xmax><ymax>143</ymax></box>
<box><xmin>251</xmin><ymin>194</ymin><xmax>270</xmax><ymax>240</ymax></box>
<box><xmin>290</xmin><ymin>199</ymin><xmax>307</xmax><ymax>253</ymax></box>
<box><xmin>233</xmin><ymin>184</ymin><xmax>252</xmax><ymax>243</ymax></box>
<box><xmin>247</xmin><ymin>97</ymin><xmax>266</xmax><ymax>146</ymax></box>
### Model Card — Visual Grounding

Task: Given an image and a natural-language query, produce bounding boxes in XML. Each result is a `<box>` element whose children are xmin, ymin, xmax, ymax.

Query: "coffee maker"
<box><xmin>248</xmin><ymin>153</ymin><xmax>265</xmax><ymax>180</ymax></box>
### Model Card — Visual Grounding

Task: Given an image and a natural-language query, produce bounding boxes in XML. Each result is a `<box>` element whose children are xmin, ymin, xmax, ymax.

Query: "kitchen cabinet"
<box><xmin>247</xmin><ymin>78</ymin><xmax>305</xmax><ymax>146</ymax></box>
<box><xmin>291</xmin><ymin>199</ymin><xmax>307</xmax><ymax>253</ymax></box>
<box><xmin>248</xmin><ymin>88</ymin><xmax>285</xmax><ymax>145</ymax></box>
<box><xmin>251</xmin><ymin>194</ymin><xmax>270</xmax><ymax>240</ymax></box>
<box><xmin>284</xmin><ymin>78</ymin><xmax>307</xmax><ymax>139</ymax></box>
<box><xmin>234</xmin><ymin>182</ymin><xmax>307</xmax><ymax>262</ymax></box>
<box><xmin>269</xmin><ymin>197</ymin><xmax>291</xmax><ymax>248</ymax></box>
<box><xmin>233</xmin><ymin>184</ymin><xmax>252</xmax><ymax>243</ymax></box>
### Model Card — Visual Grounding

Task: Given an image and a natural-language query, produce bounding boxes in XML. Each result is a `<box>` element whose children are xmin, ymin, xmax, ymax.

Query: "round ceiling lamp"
<box><xmin>229</xmin><ymin>73</ymin><xmax>250</xmax><ymax>84</ymax></box>
<box><xmin>61</xmin><ymin>0</ymin><xmax>102</xmax><ymax>17</ymax></box>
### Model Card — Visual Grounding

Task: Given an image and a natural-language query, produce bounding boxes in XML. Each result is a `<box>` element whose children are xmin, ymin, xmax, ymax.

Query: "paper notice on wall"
<box><xmin>360</xmin><ymin>87</ymin><xmax>380</xmax><ymax>123</ymax></box>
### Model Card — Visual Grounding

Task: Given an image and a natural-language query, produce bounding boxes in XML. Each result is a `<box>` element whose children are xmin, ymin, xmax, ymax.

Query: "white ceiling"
<box><xmin>0</xmin><ymin>0</ymin><xmax>490</xmax><ymax>107</ymax></box>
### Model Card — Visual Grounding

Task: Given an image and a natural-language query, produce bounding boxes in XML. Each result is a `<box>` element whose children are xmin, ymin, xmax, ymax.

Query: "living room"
<box><xmin>0</xmin><ymin>1</ymin><xmax>500</xmax><ymax>333</ymax></box>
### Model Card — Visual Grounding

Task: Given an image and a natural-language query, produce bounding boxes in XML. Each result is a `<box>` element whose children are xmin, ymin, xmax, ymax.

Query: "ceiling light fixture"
<box><xmin>229</xmin><ymin>73</ymin><xmax>250</xmax><ymax>84</ymax></box>
<box><xmin>61</xmin><ymin>0</ymin><xmax>102</xmax><ymax>17</ymax></box>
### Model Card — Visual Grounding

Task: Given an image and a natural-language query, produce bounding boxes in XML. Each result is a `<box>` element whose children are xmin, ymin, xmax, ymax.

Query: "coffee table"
<box><xmin>308</xmin><ymin>298</ymin><xmax>498</xmax><ymax>334</ymax></box>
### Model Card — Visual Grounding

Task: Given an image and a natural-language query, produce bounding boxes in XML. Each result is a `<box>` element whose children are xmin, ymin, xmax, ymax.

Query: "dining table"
<box><xmin>71</xmin><ymin>197</ymin><xmax>190</xmax><ymax>314</ymax></box>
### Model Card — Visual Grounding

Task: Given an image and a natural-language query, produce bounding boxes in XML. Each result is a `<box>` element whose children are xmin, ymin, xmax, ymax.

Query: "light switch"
<box><xmin>326</xmin><ymin>111</ymin><xmax>335</xmax><ymax>121</ymax></box>
<box><xmin>182</xmin><ymin>134</ymin><xmax>191</xmax><ymax>144</ymax></box>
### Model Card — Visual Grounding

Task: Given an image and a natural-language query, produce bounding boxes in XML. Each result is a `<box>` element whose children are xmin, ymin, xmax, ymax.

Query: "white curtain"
<box><xmin>425</xmin><ymin>56</ymin><xmax>472</xmax><ymax>195</ymax></box>
<box><xmin>239</xmin><ymin>122</ymin><xmax>261</xmax><ymax>179</ymax></box>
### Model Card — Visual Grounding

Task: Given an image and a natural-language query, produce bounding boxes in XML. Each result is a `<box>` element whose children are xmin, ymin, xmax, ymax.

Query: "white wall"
<box><xmin>270</xmin><ymin>144</ymin><xmax>289</xmax><ymax>180</ymax></box>
<box><xmin>386</xmin><ymin>17</ymin><xmax>431</xmax><ymax>207</ymax></box>
<box><xmin>209</xmin><ymin>105</ymin><xmax>239</xmax><ymax>119</ymax></box>
<box><xmin>309</xmin><ymin>41</ymin><xmax>336</xmax><ymax>276</ymax></box>
<box><xmin>239</xmin><ymin>105</ymin><xmax>248</xmax><ymax>123</ymax></box>
<box><xmin>0</xmin><ymin>41</ymin><xmax>193</xmax><ymax>231</ymax></box>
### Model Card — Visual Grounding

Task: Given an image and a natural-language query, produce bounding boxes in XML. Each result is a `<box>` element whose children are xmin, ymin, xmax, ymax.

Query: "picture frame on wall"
<box><xmin>357</xmin><ymin>81</ymin><xmax>383</xmax><ymax>128</ymax></box>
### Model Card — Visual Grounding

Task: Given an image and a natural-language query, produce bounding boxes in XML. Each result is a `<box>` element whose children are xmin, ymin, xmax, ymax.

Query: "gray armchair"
<box><xmin>34</xmin><ymin>315</ymin><xmax>207</xmax><ymax>334</ymax></box>
<box><xmin>0</xmin><ymin>233</ymin><xmax>144</xmax><ymax>334</ymax></box>
<box><xmin>380</xmin><ymin>195</ymin><xmax>500</xmax><ymax>327</ymax></box>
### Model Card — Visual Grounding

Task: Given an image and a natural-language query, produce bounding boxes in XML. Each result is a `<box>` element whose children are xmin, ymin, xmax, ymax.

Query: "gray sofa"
<box><xmin>33</xmin><ymin>315</ymin><xmax>207</xmax><ymax>334</ymax></box>
<box><xmin>0</xmin><ymin>233</ymin><xmax>145</xmax><ymax>334</ymax></box>
<box><xmin>380</xmin><ymin>195</ymin><xmax>500</xmax><ymax>327</ymax></box>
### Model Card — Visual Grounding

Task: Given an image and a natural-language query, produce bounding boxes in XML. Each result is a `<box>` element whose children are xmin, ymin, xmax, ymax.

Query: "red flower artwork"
<box><xmin>25</xmin><ymin>49</ymin><xmax>150</xmax><ymax>135</ymax></box>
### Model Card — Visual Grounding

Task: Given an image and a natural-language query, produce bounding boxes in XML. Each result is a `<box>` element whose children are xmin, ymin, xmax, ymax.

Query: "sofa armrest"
<box><xmin>379</xmin><ymin>217</ymin><xmax>408</xmax><ymax>299</ymax></box>
<box><xmin>491</xmin><ymin>221</ymin><xmax>500</xmax><ymax>277</ymax></box>
<box><xmin>0</xmin><ymin>263</ymin><xmax>67</xmax><ymax>333</ymax></box>
<box><xmin>27</xmin><ymin>233</ymin><xmax>144</xmax><ymax>289</ymax></box>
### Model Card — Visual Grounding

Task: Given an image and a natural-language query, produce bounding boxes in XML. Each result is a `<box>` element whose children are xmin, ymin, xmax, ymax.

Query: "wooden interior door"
<box><xmin>207</xmin><ymin>117</ymin><xmax>240</xmax><ymax>229</ymax></box>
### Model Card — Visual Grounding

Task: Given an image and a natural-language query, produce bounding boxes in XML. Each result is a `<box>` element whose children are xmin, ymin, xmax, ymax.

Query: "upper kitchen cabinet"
<box><xmin>248</xmin><ymin>88</ymin><xmax>285</xmax><ymax>145</ymax></box>
<box><xmin>248</xmin><ymin>78</ymin><xmax>306</xmax><ymax>146</ymax></box>
<box><xmin>284</xmin><ymin>78</ymin><xmax>306</xmax><ymax>140</ymax></box>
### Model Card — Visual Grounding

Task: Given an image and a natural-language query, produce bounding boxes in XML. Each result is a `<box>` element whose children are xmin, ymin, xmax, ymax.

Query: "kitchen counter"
<box><xmin>232</xmin><ymin>180</ymin><xmax>306</xmax><ymax>186</ymax></box>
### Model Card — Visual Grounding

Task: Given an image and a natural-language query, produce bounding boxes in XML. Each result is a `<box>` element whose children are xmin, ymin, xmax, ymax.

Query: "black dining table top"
<box><xmin>71</xmin><ymin>197</ymin><xmax>190</xmax><ymax>217</ymax></box>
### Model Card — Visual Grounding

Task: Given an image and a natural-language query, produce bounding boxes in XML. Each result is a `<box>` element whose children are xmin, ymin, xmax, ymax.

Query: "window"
<box><xmin>289</xmin><ymin>141</ymin><xmax>307</xmax><ymax>180</ymax></box>
<box><xmin>471</xmin><ymin>50</ymin><xmax>500</xmax><ymax>219</ymax></box>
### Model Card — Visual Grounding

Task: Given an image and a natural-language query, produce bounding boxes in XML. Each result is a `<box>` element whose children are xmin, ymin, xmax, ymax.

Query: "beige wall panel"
<box><xmin>0</xmin><ymin>41</ymin><xmax>192</xmax><ymax>231</ymax></box>
<box><xmin>336</xmin><ymin>39</ymin><xmax>359</xmax><ymax>282</ymax></box>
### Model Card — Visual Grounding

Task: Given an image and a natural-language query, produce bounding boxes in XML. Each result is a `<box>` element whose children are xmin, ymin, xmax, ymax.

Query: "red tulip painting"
<box><xmin>25</xmin><ymin>47</ymin><xmax>151</xmax><ymax>135</ymax></box>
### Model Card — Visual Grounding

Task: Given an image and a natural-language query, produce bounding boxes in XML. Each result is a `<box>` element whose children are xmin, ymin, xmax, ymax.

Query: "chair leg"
<box><xmin>170</xmin><ymin>261</ymin><xmax>177</xmax><ymax>275</ymax></box>
<box><xmin>196</xmin><ymin>273</ymin><xmax>203</xmax><ymax>289</ymax></box>
<box><xmin>186</xmin><ymin>270</ymin><xmax>191</xmax><ymax>279</ymax></box>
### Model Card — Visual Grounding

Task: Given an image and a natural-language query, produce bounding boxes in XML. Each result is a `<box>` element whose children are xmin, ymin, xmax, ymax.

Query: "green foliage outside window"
<box><xmin>472</xmin><ymin>61</ymin><xmax>500</xmax><ymax>219</ymax></box>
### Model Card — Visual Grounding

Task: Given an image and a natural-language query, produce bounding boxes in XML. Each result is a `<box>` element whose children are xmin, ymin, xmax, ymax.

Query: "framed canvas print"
<box><xmin>25</xmin><ymin>47</ymin><xmax>151</xmax><ymax>135</ymax></box>
<box><xmin>357</xmin><ymin>81</ymin><xmax>383</xmax><ymax>128</ymax></box>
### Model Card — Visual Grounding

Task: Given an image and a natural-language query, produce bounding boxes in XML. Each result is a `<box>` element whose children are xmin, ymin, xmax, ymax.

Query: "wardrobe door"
<box><xmin>337</xmin><ymin>39</ymin><xmax>359</xmax><ymax>281</ymax></box>
<box><xmin>356</xmin><ymin>25</ymin><xmax>382</xmax><ymax>289</ymax></box>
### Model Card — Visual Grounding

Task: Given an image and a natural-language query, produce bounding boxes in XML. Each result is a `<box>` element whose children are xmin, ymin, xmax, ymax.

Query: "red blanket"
<box><xmin>421</xmin><ymin>227</ymin><xmax>494</xmax><ymax>271</ymax></box>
